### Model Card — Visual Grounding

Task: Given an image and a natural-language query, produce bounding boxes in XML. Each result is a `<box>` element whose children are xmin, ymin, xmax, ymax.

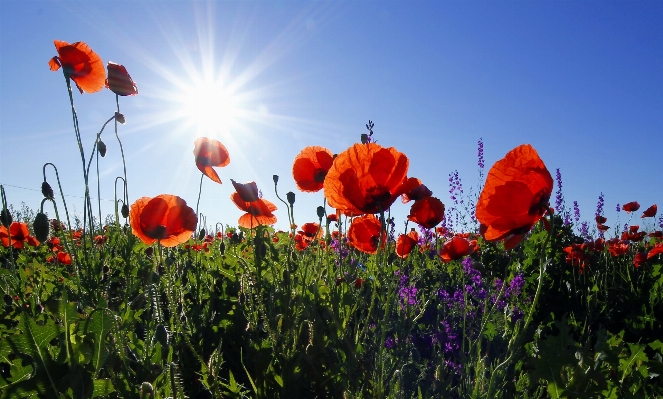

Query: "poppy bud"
<box><xmin>273</xmin><ymin>175</ymin><xmax>279</xmax><ymax>184</ymax></box>
<box><xmin>317</xmin><ymin>206</ymin><xmax>325</xmax><ymax>219</ymax></box>
<box><xmin>33</xmin><ymin>212</ymin><xmax>50</xmax><ymax>242</ymax></box>
<box><xmin>115</xmin><ymin>112</ymin><xmax>125</xmax><ymax>124</ymax></box>
<box><xmin>41</xmin><ymin>181</ymin><xmax>54</xmax><ymax>199</ymax></box>
<box><xmin>0</xmin><ymin>208</ymin><xmax>12</xmax><ymax>228</ymax></box>
<box><xmin>219</xmin><ymin>241</ymin><xmax>226</xmax><ymax>254</ymax></box>
<box><xmin>140</xmin><ymin>382</ymin><xmax>154</xmax><ymax>394</ymax></box>
<box><xmin>97</xmin><ymin>140</ymin><xmax>107</xmax><ymax>157</ymax></box>
<box><xmin>121</xmin><ymin>203</ymin><xmax>130</xmax><ymax>219</ymax></box>
<box><xmin>361</xmin><ymin>133</ymin><xmax>369</xmax><ymax>144</ymax></box>
<box><xmin>286</xmin><ymin>191</ymin><xmax>296</xmax><ymax>206</ymax></box>
<box><xmin>197</xmin><ymin>229</ymin><xmax>206</xmax><ymax>241</ymax></box>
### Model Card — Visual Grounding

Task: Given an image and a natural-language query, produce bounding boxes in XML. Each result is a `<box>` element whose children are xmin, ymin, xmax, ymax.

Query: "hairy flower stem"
<box><xmin>115</xmin><ymin>95</ymin><xmax>129</xmax><ymax>206</ymax></box>
<box><xmin>195</xmin><ymin>174</ymin><xmax>204</xmax><ymax>219</ymax></box>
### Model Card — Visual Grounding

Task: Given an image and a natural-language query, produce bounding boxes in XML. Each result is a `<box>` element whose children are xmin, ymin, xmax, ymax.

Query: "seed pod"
<box><xmin>41</xmin><ymin>181</ymin><xmax>54</xmax><ymax>199</ymax></box>
<box><xmin>286</xmin><ymin>191</ymin><xmax>295</xmax><ymax>206</ymax></box>
<box><xmin>361</xmin><ymin>133</ymin><xmax>369</xmax><ymax>144</ymax></box>
<box><xmin>316</xmin><ymin>206</ymin><xmax>325</xmax><ymax>219</ymax></box>
<box><xmin>33</xmin><ymin>212</ymin><xmax>49</xmax><ymax>242</ymax></box>
<box><xmin>97</xmin><ymin>140</ymin><xmax>107</xmax><ymax>157</ymax></box>
<box><xmin>115</xmin><ymin>112</ymin><xmax>126</xmax><ymax>124</ymax></box>
<box><xmin>0</xmin><ymin>208</ymin><xmax>12</xmax><ymax>228</ymax></box>
<box><xmin>121</xmin><ymin>204</ymin><xmax>130</xmax><ymax>218</ymax></box>
<box><xmin>154</xmin><ymin>324</ymin><xmax>169</xmax><ymax>347</ymax></box>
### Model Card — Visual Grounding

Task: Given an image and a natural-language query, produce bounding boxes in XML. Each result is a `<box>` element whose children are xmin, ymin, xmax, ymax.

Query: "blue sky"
<box><xmin>1</xmin><ymin>1</ymin><xmax>661</xmax><ymax>235</ymax></box>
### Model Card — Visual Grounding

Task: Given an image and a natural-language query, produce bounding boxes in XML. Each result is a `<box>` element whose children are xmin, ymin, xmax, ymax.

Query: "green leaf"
<box><xmin>619</xmin><ymin>343</ymin><xmax>648</xmax><ymax>383</ymax></box>
<box><xmin>91</xmin><ymin>378</ymin><xmax>115</xmax><ymax>397</ymax></box>
<box><xmin>84</xmin><ymin>308</ymin><xmax>115</xmax><ymax>377</ymax></box>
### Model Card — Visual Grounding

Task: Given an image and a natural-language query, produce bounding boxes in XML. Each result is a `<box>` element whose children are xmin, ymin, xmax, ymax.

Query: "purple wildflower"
<box><xmin>616</xmin><ymin>203</ymin><xmax>621</xmax><ymax>213</ymax></box>
<box><xmin>595</xmin><ymin>192</ymin><xmax>604</xmax><ymax>218</ymax></box>
<box><xmin>555</xmin><ymin>169</ymin><xmax>564</xmax><ymax>211</ymax></box>
<box><xmin>477</xmin><ymin>138</ymin><xmax>485</xmax><ymax>176</ymax></box>
<box><xmin>580</xmin><ymin>221</ymin><xmax>589</xmax><ymax>239</ymax></box>
<box><xmin>573</xmin><ymin>201</ymin><xmax>581</xmax><ymax>224</ymax></box>
<box><xmin>384</xmin><ymin>336</ymin><xmax>395</xmax><ymax>349</ymax></box>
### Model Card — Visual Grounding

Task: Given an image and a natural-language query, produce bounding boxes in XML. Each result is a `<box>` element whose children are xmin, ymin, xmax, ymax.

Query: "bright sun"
<box><xmin>179</xmin><ymin>81</ymin><xmax>240</xmax><ymax>136</ymax></box>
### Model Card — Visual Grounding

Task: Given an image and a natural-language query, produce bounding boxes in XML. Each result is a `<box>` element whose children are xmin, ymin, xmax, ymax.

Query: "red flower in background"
<box><xmin>633</xmin><ymin>252</ymin><xmax>647</xmax><ymax>268</ymax></box>
<box><xmin>231</xmin><ymin>193</ymin><xmax>277</xmax><ymax>229</ymax></box>
<box><xmin>564</xmin><ymin>244</ymin><xmax>588</xmax><ymax>273</ymax></box>
<box><xmin>396</xmin><ymin>229</ymin><xmax>419</xmax><ymax>258</ymax></box>
<box><xmin>401</xmin><ymin>178</ymin><xmax>432</xmax><ymax>203</ymax></box>
<box><xmin>49</xmin><ymin>40</ymin><xmax>105</xmax><ymax>94</ymax></box>
<box><xmin>106</xmin><ymin>62</ymin><xmax>138</xmax><ymax>96</ymax></box>
<box><xmin>324</xmin><ymin>143</ymin><xmax>417</xmax><ymax>215</ymax></box>
<box><xmin>48</xmin><ymin>251</ymin><xmax>72</xmax><ymax>265</ymax></box>
<box><xmin>595</xmin><ymin>215</ymin><xmax>607</xmax><ymax>224</ymax></box>
<box><xmin>0</xmin><ymin>222</ymin><xmax>40</xmax><ymax>249</ymax></box>
<box><xmin>193</xmin><ymin>138</ymin><xmax>230</xmax><ymax>184</ymax></box>
<box><xmin>347</xmin><ymin>214</ymin><xmax>384</xmax><ymax>254</ymax></box>
<box><xmin>298</xmin><ymin>222</ymin><xmax>322</xmax><ymax>241</ymax></box>
<box><xmin>130</xmin><ymin>194</ymin><xmax>198</xmax><ymax>247</ymax></box>
<box><xmin>231</xmin><ymin>180</ymin><xmax>259</xmax><ymax>202</ymax></box>
<box><xmin>439</xmin><ymin>236</ymin><xmax>477</xmax><ymax>263</ymax></box>
<box><xmin>476</xmin><ymin>144</ymin><xmax>553</xmax><ymax>250</ymax></box>
<box><xmin>648</xmin><ymin>243</ymin><xmax>663</xmax><ymax>259</ymax></box>
<box><xmin>622</xmin><ymin>202</ymin><xmax>640</xmax><ymax>213</ymax></box>
<box><xmin>607</xmin><ymin>239</ymin><xmax>630</xmax><ymax>257</ymax></box>
<box><xmin>642</xmin><ymin>204</ymin><xmax>657</xmax><ymax>218</ymax></box>
<box><xmin>292</xmin><ymin>146</ymin><xmax>335</xmax><ymax>192</ymax></box>
<box><xmin>597</xmin><ymin>224</ymin><xmax>610</xmax><ymax>231</ymax></box>
<box><xmin>407</xmin><ymin>197</ymin><xmax>445</xmax><ymax>229</ymax></box>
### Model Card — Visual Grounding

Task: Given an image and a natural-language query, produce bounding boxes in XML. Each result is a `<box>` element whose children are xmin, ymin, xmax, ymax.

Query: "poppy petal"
<box><xmin>407</xmin><ymin>197</ymin><xmax>445</xmax><ymax>229</ymax></box>
<box><xmin>197</xmin><ymin>165</ymin><xmax>222</xmax><ymax>184</ymax></box>
<box><xmin>106</xmin><ymin>62</ymin><xmax>138</xmax><ymax>96</ymax></box>
<box><xmin>642</xmin><ymin>204</ymin><xmax>657</xmax><ymax>218</ymax></box>
<box><xmin>292</xmin><ymin>146</ymin><xmax>334</xmax><ymax>192</ymax></box>
<box><xmin>53</xmin><ymin>40</ymin><xmax>106</xmax><ymax>94</ymax></box>
<box><xmin>231</xmin><ymin>180</ymin><xmax>259</xmax><ymax>202</ymax></box>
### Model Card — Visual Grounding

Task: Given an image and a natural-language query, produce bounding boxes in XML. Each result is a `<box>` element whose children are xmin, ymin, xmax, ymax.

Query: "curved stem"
<box><xmin>195</xmin><ymin>173</ymin><xmax>204</xmax><ymax>219</ymax></box>
<box><xmin>115</xmin><ymin>95</ymin><xmax>129</xmax><ymax>205</ymax></box>
<box><xmin>43</xmin><ymin>163</ymin><xmax>72</xmax><ymax>231</ymax></box>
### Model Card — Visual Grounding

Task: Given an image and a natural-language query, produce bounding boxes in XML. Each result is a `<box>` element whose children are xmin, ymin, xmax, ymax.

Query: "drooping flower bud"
<box><xmin>0</xmin><ymin>209</ymin><xmax>12</xmax><ymax>228</ymax></box>
<box><xmin>197</xmin><ymin>229</ymin><xmax>206</xmax><ymax>241</ymax></box>
<box><xmin>41</xmin><ymin>181</ymin><xmax>54</xmax><ymax>199</ymax></box>
<box><xmin>121</xmin><ymin>204</ymin><xmax>129</xmax><ymax>218</ymax></box>
<box><xmin>115</xmin><ymin>112</ymin><xmax>125</xmax><ymax>124</ymax></box>
<box><xmin>97</xmin><ymin>140</ymin><xmax>107</xmax><ymax>157</ymax></box>
<box><xmin>33</xmin><ymin>212</ymin><xmax>50</xmax><ymax>242</ymax></box>
<box><xmin>273</xmin><ymin>175</ymin><xmax>279</xmax><ymax>184</ymax></box>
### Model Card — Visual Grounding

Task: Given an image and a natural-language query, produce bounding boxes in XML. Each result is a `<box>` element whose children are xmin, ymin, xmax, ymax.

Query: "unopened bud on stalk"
<box><xmin>140</xmin><ymin>382</ymin><xmax>153</xmax><ymax>394</ymax></box>
<box><xmin>0</xmin><ymin>209</ymin><xmax>11</xmax><ymax>228</ymax></box>
<box><xmin>97</xmin><ymin>140</ymin><xmax>107</xmax><ymax>157</ymax></box>
<box><xmin>115</xmin><ymin>112</ymin><xmax>126</xmax><ymax>124</ymax></box>
<box><xmin>41</xmin><ymin>182</ymin><xmax>54</xmax><ymax>199</ymax></box>
<box><xmin>317</xmin><ymin>206</ymin><xmax>325</xmax><ymax>219</ymax></box>
<box><xmin>273</xmin><ymin>175</ymin><xmax>279</xmax><ymax>184</ymax></box>
<box><xmin>121</xmin><ymin>204</ymin><xmax>130</xmax><ymax>218</ymax></box>
<box><xmin>154</xmin><ymin>324</ymin><xmax>169</xmax><ymax>347</ymax></box>
<box><xmin>33</xmin><ymin>212</ymin><xmax>49</xmax><ymax>242</ymax></box>
<box><xmin>286</xmin><ymin>191</ymin><xmax>295</xmax><ymax>206</ymax></box>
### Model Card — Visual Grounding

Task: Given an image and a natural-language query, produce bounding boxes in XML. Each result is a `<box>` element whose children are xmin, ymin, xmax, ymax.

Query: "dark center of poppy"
<box><xmin>145</xmin><ymin>225</ymin><xmax>167</xmax><ymax>240</ymax></box>
<box><xmin>365</xmin><ymin>186</ymin><xmax>392</xmax><ymax>210</ymax></box>
<box><xmin>528</xmin><ymin>191</ymin><xmax>551</xmax><ymax>217</ymax></box>
<box><xmin>313</xmin><ymin>168</ymin><xmax>327</xmax><ymax>183</ymax></box>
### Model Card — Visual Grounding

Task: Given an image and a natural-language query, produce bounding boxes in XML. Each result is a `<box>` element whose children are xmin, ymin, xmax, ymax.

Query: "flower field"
<box><xmin>1</xmin><ymin>40</ymin><xmax>663</xmax><ymax>399</ymax></box>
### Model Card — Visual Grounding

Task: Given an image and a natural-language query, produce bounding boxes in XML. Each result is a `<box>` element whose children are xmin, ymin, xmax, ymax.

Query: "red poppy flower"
<box><xmin>193</xmin><ymin>137</ymin><xmax>230</xmax><ymax>184</ymax></box>
<box><xmin>595</xmin><ymin>215</ymin><xmax>607</xmax><ymax>224</ymax></box>
<box><xmin>622</xmin><ymin>202</ymin><xmax>640</xmax><ymax>213</ymax></box>
<box><xmin>0</xmin><ymin>222</ymin><xmax>40</xmax><ymax>249</ymax></box>
<box><xmin>633</xmin><ymin>252</ymin><xmax>647</xmax><ymax>268</ymax></box>
<box><xmin>648</xmin><ymin>243</ymin><xmax>663</xmax><ymax>259</ymax></box>
<box><xmin>607</xmin><ymin>240</ymin><xmax>630</xmax><ymax>257</ymax></box>
<box><xmin>407</xmin><ymin>197</ymin><xmax>445</xmax><ymax>229</ymax></box>
<box><xmin>106</xmin><ymin>62</ymin><xmax>138</xmax><ymax>96</ymax></box>
<box><xmin>231</xmin><ymin>192</ymin><xmax>277</xmax><ymax>229</ymax></box>
<box><xmin>649</xmin><ymin>231</ymin><xmax>663</xmax><ymax>239</ymax></box>
<box><xmin>597</xmin><ymin>224</ymin><xmax>610</xmax><ymax>231</ymax></box>
<box><xmin>396</xmin><ymin>229</ymin><xmax>419</xmax><ymax>258</ymax></box>
<box><xmin>642</xmin><ymin>204</ymin><xmax>657</xmax><ymax>218</ymax></box>
<box><xmin>49</xmin><ymin>40</ymin><xmax>105</xmax><ymax>94</ymax></box>
<box><xmin>231</xmin><ymin>180</ymin><xmax>259</xmax><ymax>202</ymax></box>
<box><xmin>439</xmin><ymin>236</ymin><xmax>477</xmax><ymax>263</ymax></box>
<box><xmin>564</xmin><ymin>244</ymin><xmax>588</xmax><ymax>272</ymax></box>
<box><xmin>298</xmin><ymin>222</ymin><xmax>322</xmax><ymax>241</ymax></box>
<box><xmin>324</xmin><ymin>143</ymin><xmax>416</xmax><ymax>215</ymax></box>
<box><xmin>130</xmin><ymin>194</ymin><xmax>198</xmax><ymax>247</ymax></box>
<box><xmin>476</xmin><ymin>144</ymin><xmax>553</xmax><ymax>250</ymax></box>
<box><xmin>294</xmin><ymin>233</ymin><xmax>309</xmax><ymax>251</ymax></box>
<box><xmin>401</xmin><ymin>178</ymin><xmax>433</xmax><ymax>203</ymax></box>
<box><xmin>292</xmin><ymin>146</ymin><xmax>335</xmax><ymax>192</ymax></box>
<box><xmin>347</xmin><ymin>214</ymin><xmax>384</xmax><ymax>254</ymax></box>
<box><xmin>629</xmin><ymin>225</ymin><xmax>640</xmax><ymax>233</ymax></box>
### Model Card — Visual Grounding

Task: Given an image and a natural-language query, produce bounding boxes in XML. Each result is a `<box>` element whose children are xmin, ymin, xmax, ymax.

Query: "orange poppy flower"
<box><xmin>395</xmin><ymin>229</ymin><xmax>419</xmax><ymax>258</ymax></box>
<box><xmin>622</xmin><ymin>202</ymin><xmax>640</xmax><ymax>213</ymax></box>
<box><xmin>193</xmin><ymin>137</ymin><xmax>230</xmax><ymax>184</ymax></box>
<box><xmin>407</xmin><ymin>197</ymin><xmax>445</xmax><ymax>229</ymax></box>
<box><xmin>292</xmin><ymin>146</ymin><xmax>335</xmax><ymax>192</ymax></box>
<box><xmin>49</xmin><ymin>40</ymin><xmax>105</xmax><ymax>94</ymax></box>
<box><xmin>642</xmin><ymin>204</ymin><xmax>657</xmax><ymax>218</ymax></box>
<box><xmin>106</xmin><ymin>62</ymin><xmax>138</xmax><ymax>96</ymax></box>
<box><xmin>648</xmin><ymin>243</ymin><xmax>663</xmax><ymax>259</ymax></box>
<box><xmin>476</xmin><ymin>144</ymin><xmax>553</xmax><ymax>250</ymax></box>
<box><xmin>231</xmin><ymin>179</ymin><xmax>259</xmax><ymax>202</ymax></box>
<box><xmin>401</xmin><ymin>178</ymin><xmax>432</xmax><ymax>203</ymax></box>
<box><xmin>298</xmin><ymin>222</ymin><xmax>322</xmax><ymax>241</ymax></box>
<box><xmin>231</xmin><ymin>192</ymin><xmax>277</xmax><ymax>229</ymax></box>
<box><xmin>130</xmin><ymin>194</ymin><xmax>198</xmax><ymax>247</ymax></box>
<box><xmin>0</xmin><ymin>222</ymin><xmax>40</xmax><ymax>249</ymax></box>
<box><xmin>347</xmin><ymin>214</ymin><xmax>384</xmax><ymax>254</ymax></box>
<box><xmin>324</xmin><ymin>143</ymin><xmax>416</xmax><ymax>215</ymax></box>
<box><xmin>439</xmin><ymin>236</ymin><xmax>477</xmax><ymax>263</ymax></box>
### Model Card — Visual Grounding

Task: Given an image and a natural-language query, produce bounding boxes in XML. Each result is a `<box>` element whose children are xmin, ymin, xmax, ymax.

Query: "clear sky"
<box><xmin>1</xmin><ymin>1</ymin><xmax>662</xmax><ymax>235</ymax></box>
